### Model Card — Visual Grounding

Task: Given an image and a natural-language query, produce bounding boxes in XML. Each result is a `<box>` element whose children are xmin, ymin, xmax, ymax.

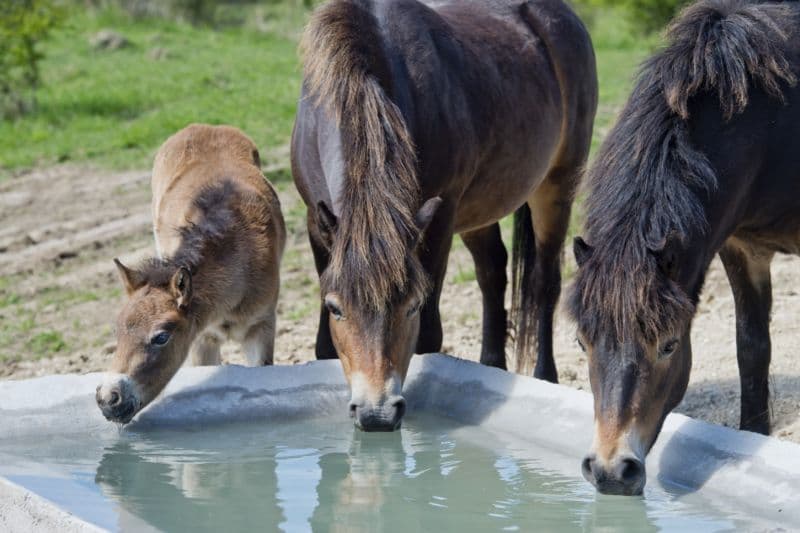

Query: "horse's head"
<box><xmin>316</xmin><ymin>197</ymin><xmax>441</xmax><ymax>432</ymax></box>
<box><xmin>96</xmin><ymin>259</ymin><xmax>196</xmax><ymax>424</ymax></box>
<box><xmin>569</xmin><ymin>235</ymin><xmax>695</xmax><ymax>495</ymax></box>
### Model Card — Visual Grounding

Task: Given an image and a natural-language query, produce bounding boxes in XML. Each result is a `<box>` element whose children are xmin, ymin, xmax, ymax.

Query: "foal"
<box><xmin>96</xmin><ymin>124</ymin><xmax>286</xmax><ymax>424</ymax></box>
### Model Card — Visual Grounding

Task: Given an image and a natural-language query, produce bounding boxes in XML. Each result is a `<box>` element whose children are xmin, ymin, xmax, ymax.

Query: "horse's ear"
<box><xmin>415</xmin><ymin>197</ymin><xmax>442</xmax><ymax>234</ymax></box>
<box><xmin>651</xmin><ymin>234</ymin><xmax>681</xmax><ymax>280</ymax></box>
<box><xmin>251</xmin><ymin>148</ymin><xmax>261</xmax><ymax>169</ymax></box>
<box><xmin>114</xmin><ymin>258</ymin><xmax>145</xmax><ymax>295</ymax></box>
<box><xmin>170</xmin><ymin>267</ymin><xmax>193</xmax><ymax>310</ymax></box>
<box><xmin>573</xmin><ymin>237</ymin><xmax>593</xmax><ymax>267</ymax></box>
<box><xmin>316</xmin><ymin>201</ymin><xmax>338</xmax><ymax>249</ymax></box>
<box><xmin>412</xmin><ymin>197</ymin><xmax>442</xmax><ymax>247</ymax></box>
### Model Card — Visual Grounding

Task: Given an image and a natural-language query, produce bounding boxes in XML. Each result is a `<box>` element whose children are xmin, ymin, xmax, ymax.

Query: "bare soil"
<box><xmin>1</xmin><ymin>164</ymin><xmax>798</xmax><ymax>442</ymax></box>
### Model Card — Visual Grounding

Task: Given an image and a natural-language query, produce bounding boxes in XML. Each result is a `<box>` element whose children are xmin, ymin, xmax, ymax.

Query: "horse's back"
<box><xmin>293</xmin><ymin>0</ymin><xmax>596</xmax><ymax>232</ymax></box>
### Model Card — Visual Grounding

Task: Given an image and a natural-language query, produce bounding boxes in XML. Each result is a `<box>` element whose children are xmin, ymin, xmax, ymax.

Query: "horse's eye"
<box><xmin>658</xmin><ymin>339</ymin><xmax>678</xmax><ymax>360</ymax></box>
<box><xmin>407</xmin><ymin>301</ymin><xmax>421</xmax><ymax>317</ymax></box>
<box><xmin>325</xmin><ymin>299</ymin><xmax>344</xmax><ymax>321</ymax></box>
<box><xmin>150</xmin><ymin>331</ymin><xmax>171</xmax><ymax>347</ymax></box>
<box><xmin>576</xmin><ymin>337</ymin><xmax>586</xmax><ymax>353</ymax></box>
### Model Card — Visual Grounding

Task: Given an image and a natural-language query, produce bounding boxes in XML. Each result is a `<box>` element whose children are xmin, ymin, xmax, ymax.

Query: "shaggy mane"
<box><xmin>301</xmin><ymin>0</ymin><xmax>429</xmax><ymax>309</ymax></box>
<box><xmin>570</xmin><ymin>0</ymin><xmax>797</xmax><ymax>344</ymax></box>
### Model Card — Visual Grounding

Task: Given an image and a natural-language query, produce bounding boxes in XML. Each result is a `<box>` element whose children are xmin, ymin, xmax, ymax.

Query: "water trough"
<box><xmin>0</xmin><ymin>354</ymin><xmax>798</xmax><ymax>531</ymax></box>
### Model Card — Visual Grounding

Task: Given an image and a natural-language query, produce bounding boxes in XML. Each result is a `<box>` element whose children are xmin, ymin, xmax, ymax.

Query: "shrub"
<box><xmin>0</xmin><ymin>0</ymin><xmax>64</xmax><ymax>118</ymax></box>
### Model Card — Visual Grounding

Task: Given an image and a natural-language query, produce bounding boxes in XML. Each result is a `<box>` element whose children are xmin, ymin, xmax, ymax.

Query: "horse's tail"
<box><xmin>518</xmin><ymin>0</ymin><xmax>597</xmax><ymax>165</ymax></box>
<box><xmin>300</xmin><ymin>0</ymin><xmax>423</xmax><ymax>310</ymax></box>
<box><xmin>511</xmin><ymin>202</ymin><xmax>537</xmax><ymax>375</ymax></box>
<box><xmin>656</xmin><ymin>0</ymin><xmax>797</xmax><ymax>120</ymax></box>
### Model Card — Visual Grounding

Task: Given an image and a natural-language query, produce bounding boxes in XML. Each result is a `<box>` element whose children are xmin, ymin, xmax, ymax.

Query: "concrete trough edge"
<box><xmin>0</xmin><ymin>353</ymin><xmax>798</xmax><ymax>530</ymax></box>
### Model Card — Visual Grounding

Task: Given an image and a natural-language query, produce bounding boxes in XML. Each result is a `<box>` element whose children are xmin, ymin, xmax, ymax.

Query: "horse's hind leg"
<box><xmin>461</xmin><ymin>223</ymin><xmax>508</xmax><ymax>369</ymax></box>
<box><xmin>190</xmin><ymin>332</ymin><xmax>222</xmax><ymax>366</ymax></box>
<box><xmin>527</xmin><ymin>167</ymin><xmax>578</xmax><ymax>383</ymax></box>
<box><xmin>719</xmin><ymin>239</ymin><xmax>774</xmax><ymax>434</ymax></box>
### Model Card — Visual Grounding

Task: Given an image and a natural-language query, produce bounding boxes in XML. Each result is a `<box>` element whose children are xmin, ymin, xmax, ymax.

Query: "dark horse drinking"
<box><xmin>292</xmin><ymin>0</ymin><xmax>597</xmax><ymax>430</ymax></box>
<box><xmin>570</xmin><ymin>0</ymin><xmax>799</xmax><ymax>495</ymax></box>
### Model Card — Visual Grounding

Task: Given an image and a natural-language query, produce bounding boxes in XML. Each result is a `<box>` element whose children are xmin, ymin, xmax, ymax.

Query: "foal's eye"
<box><xmin>658</xmin><ymin>339</ymin><xmax>678</xmax><ymax>360</ymax></box>
<box><xmin>150</xmin><ymin>331</ymin><xmax>171</xmax><ymax>347</ymax></box>
<box><xmin>407</xmin><ymin>301</ymin><xmax>421</xmax><ymax>317</ymax></box>
<box><xmin>325</xmin><ymin>299</ymin><xmax>344</xmax><ymax>321</ymax></box>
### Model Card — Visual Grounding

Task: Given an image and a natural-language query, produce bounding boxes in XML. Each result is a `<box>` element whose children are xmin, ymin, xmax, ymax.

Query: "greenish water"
<box><xmin>0</xmin><ymin>414</ymin><xmax>761</xmax><ymax>532</ymax></box>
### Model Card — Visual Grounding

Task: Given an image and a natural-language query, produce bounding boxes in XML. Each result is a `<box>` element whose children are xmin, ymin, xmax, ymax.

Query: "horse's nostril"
<box><xmin>619</xmin><ymin>457</ymin><xmax>644</xmax><ymax>484</ymax></box>
<box><xmin>348</xmin><ymin>402</ymin><xmax>358</xmax><ymax>418</ymax></box>
<box><xmin>581</xmin><ymin>455</ymin><xmax>595</xmax><ymax>482</ymax></box>
<box><xmin>391</xmin><ymin>397</ymin><xmax>406</xmax><ymax>420</ymax></box>
<box><xmin>109</xmin><ymin>390</ymin><xmax>121</xmax><ymax>407</ymax></box>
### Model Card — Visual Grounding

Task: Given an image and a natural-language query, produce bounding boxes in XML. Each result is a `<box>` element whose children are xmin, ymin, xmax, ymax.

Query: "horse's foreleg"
<box><xmin>719</xmin><ymin>240</ymin><xmax>773</xmax><ymax>435</ymax></box>
<box><xmin>528</xmin><ymin>168</ymin><xmax>577</xmax><ymax>383</ymax></box>
<box><xmin>461</xmin><ymin>223</ymin><xmax>508</xmax><ymax>369</ymax></box>
<box><xmin>416</xmin><ymin>203</ymin><xmax>455</xmax><ymax>355</ymax></box>
<box><xmin>308</xmin><ymin>213</ymin><xmax>337</xmax><ymax>360</ymax></box>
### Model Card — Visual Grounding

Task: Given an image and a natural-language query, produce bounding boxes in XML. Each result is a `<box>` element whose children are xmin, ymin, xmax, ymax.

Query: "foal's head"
<box><xmin>316</xmin><ymin>197</ymin><xmax>441</xmax><ymax>432</ymax></box>
<box><xmin>96</xmin><ymin>259</ymin><xmax>196</xmax><ymax>424</ymax></box>
<box><xmin>569</xmin><ymin>235</ymin><xmax>696</xmax><ymax>495</ymax></box>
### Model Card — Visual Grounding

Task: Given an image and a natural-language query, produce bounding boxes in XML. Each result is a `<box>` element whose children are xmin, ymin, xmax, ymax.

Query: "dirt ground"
<box><xmin>1</xmin><ymin>164</ymin><xmax>798</xmax><ymax>443</ymax></box>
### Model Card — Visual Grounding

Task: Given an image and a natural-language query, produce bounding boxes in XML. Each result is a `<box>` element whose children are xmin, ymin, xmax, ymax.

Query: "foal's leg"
<box><xmin>527</xmin><ymin>169</ymin><xmax>576</xmax><ymax>383</ymax></box>
<box><xmin>308</xmin><ymin>212</ymin><xmax>337</xmax><ymax>360</ymax></box>
<box><xmin>190</xmin><ymin>332</ymin><xmax>222</xmax><ymax>366</ymax></box>
<box><xmin>461</xmin><ymin>223</ymin><xmax>508</xmax><ymax>369</ymax></box>
<box><xmin>242</xmin><ymin>311</ymin><xmax>277</xmax><ymax>366</ymax></box>
<box><xmin>719</xmin><ymin>240</ymin><xmax>774</xmax><ymax>434</ymax></box>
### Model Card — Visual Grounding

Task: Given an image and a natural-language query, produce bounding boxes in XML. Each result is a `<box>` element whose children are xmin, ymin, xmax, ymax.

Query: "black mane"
<box><xmin>570</xmin><ymin>0</ymin><xmax>797</xmax><ymax>344</ymax></box>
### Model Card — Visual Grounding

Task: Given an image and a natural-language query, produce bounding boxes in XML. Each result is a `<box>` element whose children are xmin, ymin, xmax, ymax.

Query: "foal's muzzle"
<box><xmin>96</xmin><ymin>376</ymin><xmax>141</xmax><ymax>424</ymax></box>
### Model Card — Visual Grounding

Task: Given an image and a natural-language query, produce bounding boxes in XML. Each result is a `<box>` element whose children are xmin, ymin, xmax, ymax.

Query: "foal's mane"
<box><xmin>302</xmin><ymin>0</ymin><xmax>428</xmax><ymax>309</ymax></box>
<box><xmin>138</xmin><ymin>181</ymin><xmax>262</xmax><ymax>289</ymax></box>
<box><xmin>570</xmin><ymin>0</ymin><xmax>797</xmax><ymax>344</ymax></box>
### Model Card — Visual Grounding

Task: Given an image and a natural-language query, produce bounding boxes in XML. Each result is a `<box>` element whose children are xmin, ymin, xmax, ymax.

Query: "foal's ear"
<box><xmin>316</xmin><ymin>201</ymin><xmax>338</xmax><ymax>249</ymax></box>
<box><xmin>650</xmin><ymin>234</ymin><xmax>681</xmax><ymax>280</ymax></box>
<box><xmin>170</xmin><ymin>267</ymin><xmax>193</xmax><ymax>310</ymax></box>
<box><xmin>114</xmin><ymin>258</ymin><xmax>145</xmax><ymax>295</ymax></box>
<box><xmin>573</xmin><ymin>237</ymin><xmax>593</xmax><ymax>267</ymax></box>
<box><xmin>251</xmin><ymin>148</ymin><xmax>262</xmax><ymax>169</ymax></box>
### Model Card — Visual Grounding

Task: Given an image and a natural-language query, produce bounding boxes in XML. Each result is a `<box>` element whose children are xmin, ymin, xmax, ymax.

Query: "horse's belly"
<box><xmin>453</xmin><ymin>152</ymin><xmax>553</xmax><ymax>233</ymax></box>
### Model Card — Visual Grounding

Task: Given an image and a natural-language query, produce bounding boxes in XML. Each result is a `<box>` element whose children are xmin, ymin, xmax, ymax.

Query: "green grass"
<box><xmin>0</xmin><ymin>5</ymin><xmax>307</xmax><ymax>172</ymax></box>
<box><xmin>0</xmin><ymin>4</ymin><xmax>657</xmax><ymax>175</ymax></box>
<box><xmin>26</xmin><ymin>330</ymin><xmax>67</xmax><ymax>357</ymax></box>
<box><xmin>586</xmin><ymin>9</ymin><xmax>662</xmax><ymax>156</ymax></box>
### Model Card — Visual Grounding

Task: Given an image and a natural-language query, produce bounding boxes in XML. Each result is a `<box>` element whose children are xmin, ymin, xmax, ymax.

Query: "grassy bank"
<box><xmin>0</xmin><ymin>5</ymin><xmax>658</xmax><ymax>175</ymax></box>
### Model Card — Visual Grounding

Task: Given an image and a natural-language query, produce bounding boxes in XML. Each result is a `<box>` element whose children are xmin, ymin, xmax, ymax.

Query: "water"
<box><xmin>0</xmin><ymin>414</ymin><xmax>764</xmax><ymax>532</ymax></box>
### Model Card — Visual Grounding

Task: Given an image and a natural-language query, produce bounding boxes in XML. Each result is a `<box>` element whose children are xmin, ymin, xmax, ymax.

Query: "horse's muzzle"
<box><xmin>582</xmin><ymin>453</ymin><xmax>646</xmax><ymax>496</ymax></box>
<box><xmin>349</xmin><ymin>396</ymin><xmax>406</xmax><ymax>432</ymax></box>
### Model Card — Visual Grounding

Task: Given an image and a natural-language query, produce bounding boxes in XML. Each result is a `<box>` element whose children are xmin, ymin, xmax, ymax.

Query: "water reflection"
<box><xmin>79</xmin><ymin>416</ymin><xmax>745</xmax><ymax>532</ymax></box>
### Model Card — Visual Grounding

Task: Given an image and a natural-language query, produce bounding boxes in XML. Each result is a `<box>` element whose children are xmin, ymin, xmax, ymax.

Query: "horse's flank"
<box><xmin>569</xmin><ymin>0</ymin><xmax>797</xmax><ymax>344</ymax></box>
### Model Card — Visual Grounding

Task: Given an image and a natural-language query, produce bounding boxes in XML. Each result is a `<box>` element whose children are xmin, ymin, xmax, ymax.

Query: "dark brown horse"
<box><xmin>292</xmin><ymin>0</ymin><xmax>597</xmax><ymax>431</ymax></box>
<box><xmin>570</xmin><ymin>0</ymin><xmax>799</xmax><ymax>495</ymax></box>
